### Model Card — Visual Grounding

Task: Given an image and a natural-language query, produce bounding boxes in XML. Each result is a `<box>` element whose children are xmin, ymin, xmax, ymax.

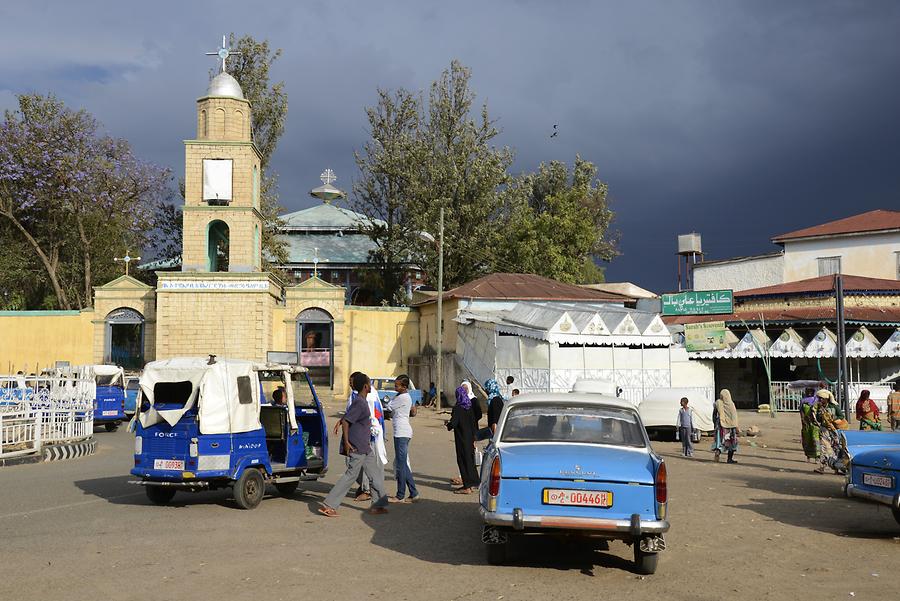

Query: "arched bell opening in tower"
<box><xmin>207</xmin><ymin>219</ymin><xmax>230</xmax><ymax>272</ymax></box>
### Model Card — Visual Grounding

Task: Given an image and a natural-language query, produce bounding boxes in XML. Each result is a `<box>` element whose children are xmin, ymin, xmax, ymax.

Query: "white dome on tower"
<box><xmin>207</xmin><ymin>72</ymin><xmax>244</xmax><ymax>99</ymax></box>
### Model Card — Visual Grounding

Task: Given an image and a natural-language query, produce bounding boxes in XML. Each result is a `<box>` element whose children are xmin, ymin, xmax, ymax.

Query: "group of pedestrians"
<box><xmin>319</xmin><ymin>371</ymin><xmax>419</xmax><ymax>518</ymax></box>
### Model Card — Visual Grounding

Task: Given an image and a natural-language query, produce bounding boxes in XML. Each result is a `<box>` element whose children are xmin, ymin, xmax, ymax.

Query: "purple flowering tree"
<box><xmin>0</xmin><ymin>94</ymin><xmax>170</xmax><ymax>309</ymax></box>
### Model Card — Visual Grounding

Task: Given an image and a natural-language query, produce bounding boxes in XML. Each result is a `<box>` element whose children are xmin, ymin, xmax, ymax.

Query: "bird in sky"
<box><xmin>550</xmin><ymin>124</ymin><xmax>558</xmax><ymax>138</ymax></box>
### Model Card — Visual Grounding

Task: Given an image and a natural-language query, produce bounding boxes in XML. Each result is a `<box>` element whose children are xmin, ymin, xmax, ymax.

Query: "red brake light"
<box><xmin>655</xmin><ymin>462</ymin><xmax>667</xmax><ymax>504</ymax></box>
<box><xmin>489</xmin><ymin>456</ymin><xmax>501</xmax><ymax>496</ymax></box>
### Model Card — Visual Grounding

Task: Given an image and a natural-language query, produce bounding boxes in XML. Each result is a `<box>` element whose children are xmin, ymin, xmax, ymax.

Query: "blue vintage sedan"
<box><xmin>842</xmin><ymin>430</ymin><xmax>900</xmax><ymax>525</ymax></box>
<box><xmin>479</xmin><ymin>393</ymin><xmax>669</xmax><ymax>574</ymax></box>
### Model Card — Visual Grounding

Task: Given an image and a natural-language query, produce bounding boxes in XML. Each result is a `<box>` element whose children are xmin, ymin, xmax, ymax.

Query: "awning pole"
<box><xmin>835</xmin><ymin>274</ymin><xmax>851</xmax><ymax>419</ymax></box>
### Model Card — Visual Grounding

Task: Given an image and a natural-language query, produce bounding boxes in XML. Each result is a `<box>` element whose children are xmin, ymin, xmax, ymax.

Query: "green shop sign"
<box><xmin>662</xmin><ymin>290</ymin><xmax>734</xmax><ymax>316</ymax></box>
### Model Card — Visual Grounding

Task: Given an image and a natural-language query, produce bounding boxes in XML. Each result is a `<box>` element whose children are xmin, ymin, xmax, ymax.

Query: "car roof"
<box><xmin>504</xmin><ymin>392</ymin><xmax>636</xmax><ymax>411</ymax></box>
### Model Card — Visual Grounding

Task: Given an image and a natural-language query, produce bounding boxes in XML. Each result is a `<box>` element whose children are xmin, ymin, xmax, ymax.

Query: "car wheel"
<box><xmin>486</xmin><ymin>542</ymin><xmax>508</xmax><ymax>565</ymax></box>
<box><xmin>633</xmin><ymin>545</ymin><xmax>659</xmax><ymax>575</ymax></box>
<box><xmin>145</xmin><ymin>486</ymin><xmax>176</xmax><ymax>505</ymax></box>
<box><xmin>234</xmin><ymin>468</ymin><xmax>265</xmax><ymax>510</ymax></box>
<box><xmin>104</xmin><ymin>423</ymin><xmax>118</xmax><ymax>432</ymax></box>
<box><xmin>275</xmin><ymin>481</ymin><xmax>299</xmax><ymax>497</ymax></box>
<box><xmin>893</xmin><ymin>507</ymin><xmax>900</xmax><ymax>527</ymax></box>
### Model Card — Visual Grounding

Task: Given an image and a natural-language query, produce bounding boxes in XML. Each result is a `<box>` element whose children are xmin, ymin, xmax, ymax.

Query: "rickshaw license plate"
<box><xmin>154</xmin><ymin>459</ymin><xmax>184</xmax><ymax>471</ymax></box>
<box><xmin>102</xmin><ymin>410</ymin><xmax>119</xmax><ymax>416</ymax></box>
<box><xmin>862</xmin><ymin>473</ymin><xmax>894</xmax><ymax>489</ymax></box>
<box><xmin>543</xmin><ymin>489</ymin><xmax>612</xmax><ymax>508</ymax></box>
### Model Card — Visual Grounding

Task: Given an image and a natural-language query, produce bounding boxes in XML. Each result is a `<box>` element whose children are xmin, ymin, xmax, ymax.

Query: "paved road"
<box><xmin>2</xmin><ymin>409</ymin><xmax>899</xmax><ymax>601</ymax></box>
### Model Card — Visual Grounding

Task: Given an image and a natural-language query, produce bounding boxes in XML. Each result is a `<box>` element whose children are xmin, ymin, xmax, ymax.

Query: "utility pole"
<box><xmin>436</xmin><ymin>206</ymin><xmax>445</xmax><ymax>408</ymax></box>
<box><xmin>835</xmin><ymin>274</ymin><xmax>850</xmax><ymax>419</ymax></box>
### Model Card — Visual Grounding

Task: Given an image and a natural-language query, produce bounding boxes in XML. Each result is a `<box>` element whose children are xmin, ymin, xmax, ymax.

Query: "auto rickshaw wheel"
<box><xmin>234</xmin><ymin>468</ymin><xmax>265</xmax><ymax>509</ymax></box>
<box><xmin>105</xmin><ymin>423</ymin><xmax>118</xmax><ymax>432</ymax></box>
<box><xmin>275</xmin><ymin>481</ymin><xmax>299</xmax><ymax>497</ymax></box>
<box><xmin>892</xmin><ymin>507</ymin><xmax>900</xmax><ymax>527</ymax></box>
<box><xmin>145</xmin><ymin>486</ymin><xmax>176</xmax><ymax>505</ymax></box>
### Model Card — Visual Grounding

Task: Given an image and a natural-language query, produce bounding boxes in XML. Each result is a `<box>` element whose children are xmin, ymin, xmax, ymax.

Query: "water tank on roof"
<box><xmin>677</xmin><ymin>233</ymin><xmax>702</xmax><ymax>255</ymax></box>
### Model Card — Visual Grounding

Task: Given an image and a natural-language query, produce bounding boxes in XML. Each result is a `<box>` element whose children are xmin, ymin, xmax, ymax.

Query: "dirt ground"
<box><xmin>1</xmin><ymin>406</ymin><xmax>898</xmax><ymax>601</ymax></box>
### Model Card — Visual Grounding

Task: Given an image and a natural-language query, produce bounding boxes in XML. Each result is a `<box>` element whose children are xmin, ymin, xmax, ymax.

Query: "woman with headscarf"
<box><xmin>711</xmin><ymin>389</ymin><xmax>740</xmax><ymax>464</ymax></box>
<box><xmin>812</xmin><ymin>391</ymin><xmax>848</xmax><ymax>474</ymax></box>
<box><xmin>446</xmin><ymin>382</ymin><xmax>481</xmax><ymax>494</ymax></box>
<box><xmin>799</xmin><ymin>388</ymin><xmax>819</xmax><ymax>461</ymax></box>
<box><xmin>855</xmin><ymin>389</ymin><xmax>882</xmax><ymax>431</ymax></box>
<box><xmin>484</xmin><ymin>378</ymin><xmax>505</xmax><ymax>435</ymax></box>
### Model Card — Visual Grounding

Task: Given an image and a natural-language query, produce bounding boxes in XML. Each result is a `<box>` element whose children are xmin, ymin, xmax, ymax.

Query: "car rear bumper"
<box><xmin>845</xmin><ymin>484</ymin><xmax>900</xmax><ymax>509</ymax></box>
<box><xmin>480</xmin><ymin>507</ymin><xmax>669</xmax><ymax>536</ymax></box>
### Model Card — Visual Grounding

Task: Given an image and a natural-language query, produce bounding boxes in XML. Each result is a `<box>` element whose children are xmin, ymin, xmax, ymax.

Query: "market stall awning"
<box><xmin>455</xmin><ymin>302</ymin><xmax>671</xmax><ymax>347</ymax></box>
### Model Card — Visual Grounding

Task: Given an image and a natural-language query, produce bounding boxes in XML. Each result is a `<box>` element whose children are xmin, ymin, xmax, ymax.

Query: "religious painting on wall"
<box><xmin>202</xmin><ymin>158</ymin><xmax>233</xmax><ymax>204</ymax></box>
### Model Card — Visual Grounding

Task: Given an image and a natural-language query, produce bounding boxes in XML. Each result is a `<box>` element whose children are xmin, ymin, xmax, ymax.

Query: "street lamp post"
<box><xmin>419</xmin><ymin>206</ymin><xmax>445</xmax><ymax>409</ymax></box>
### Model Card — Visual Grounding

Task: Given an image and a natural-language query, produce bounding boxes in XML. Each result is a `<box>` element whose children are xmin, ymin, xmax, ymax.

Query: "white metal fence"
<box><xmin>770</xmin><ymin>381</ymin><xmax>890</xmax><ymax>412</ymax></box>
<box><xmin>0</xmin><ymin>374</ymin><xmax>94</xmax><ymax>459</ymax></box>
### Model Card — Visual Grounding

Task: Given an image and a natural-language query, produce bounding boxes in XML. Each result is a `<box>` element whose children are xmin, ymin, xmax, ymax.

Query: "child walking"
<box><xmin>677</xmin><ymin>397</ymin><xmax>694</xmax><ymax>457</ymax></box>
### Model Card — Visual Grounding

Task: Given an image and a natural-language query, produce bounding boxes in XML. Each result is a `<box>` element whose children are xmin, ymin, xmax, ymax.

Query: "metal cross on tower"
<box><xmin>312</xmin><ymin>247</ymin><xmax>328</xmax><ymax>279</ymax></box>
<box><xmin>114</xmin><ymin>251</ymin><xmax>141</xmax><ymax>276</ymax></box>
<box><xmin>206</xmin><ymin>35</ymin><xmax>241</xmax><ymax>73</ymax></box>
<box><xmin>320</xmin><ymin>168</ymin><xmax>337</xmax><ymax>186</ymax></box>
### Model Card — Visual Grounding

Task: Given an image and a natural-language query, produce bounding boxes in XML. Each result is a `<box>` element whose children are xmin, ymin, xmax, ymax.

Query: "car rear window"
<box><xmin>500</xmin><ymin>405</ymin><xmax>646</xmax><ymax>447</ymax></box>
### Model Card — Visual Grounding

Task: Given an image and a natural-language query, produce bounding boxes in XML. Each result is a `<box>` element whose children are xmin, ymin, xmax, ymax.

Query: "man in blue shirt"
<box><xmin>319</xmin><ymin>372</ymin><xmax>389</xmax><ymax>517</ymax></box>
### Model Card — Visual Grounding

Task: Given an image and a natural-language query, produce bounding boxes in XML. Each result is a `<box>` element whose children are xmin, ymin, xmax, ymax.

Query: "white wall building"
<box><xmin>693</xmin><ymin>209</ymin><xmax>900</xmax><ymax>292</ymax></box>
<box><xmin>454</xmin><ymin>301</ymin><xmax>715</xmax><ymax>404</ymax></box>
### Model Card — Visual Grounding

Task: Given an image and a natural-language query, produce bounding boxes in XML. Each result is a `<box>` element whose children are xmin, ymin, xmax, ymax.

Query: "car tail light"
<box><xmin>489</xmin><ymin>456</ymin><xmax>501</xmax><ymax>497</ymax></box>
<box><xmin>655</xmin><ymin>462</ymin><xmax>667</xmax><ymax>504</ymax></box>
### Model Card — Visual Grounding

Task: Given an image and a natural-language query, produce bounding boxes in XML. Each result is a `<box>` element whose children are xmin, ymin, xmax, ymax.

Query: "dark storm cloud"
<box><xmin>1</xmin><ymin>0</ymin><xmax>898</xmax><ymax>291</ymax></box>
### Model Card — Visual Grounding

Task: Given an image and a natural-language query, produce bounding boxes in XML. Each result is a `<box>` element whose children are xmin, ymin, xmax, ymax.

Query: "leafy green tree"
<box><xmin>414</xmin><ymin>60</ymin><xmax>514</xmax><ymax>289</ymax></box>
<box><xmin>351</xmin><ymin>87</ymin><xmax>424</xmax><ymax>304</ymax></box>
<box><xmin>496</xmin><ymin>157</ymin><xmax>617</xmax><ymax>283</ymax></box>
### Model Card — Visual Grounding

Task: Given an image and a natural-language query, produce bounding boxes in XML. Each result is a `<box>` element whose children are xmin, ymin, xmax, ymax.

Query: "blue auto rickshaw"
<box><xmin>89</xmin><ymin>365</ymin><xmax>126</xmax><ymax>432</ymax></box>
<box><xmin>129</xmin><ymin>357</ymin><xmax>328</xmax><ymax>509</ymax></box>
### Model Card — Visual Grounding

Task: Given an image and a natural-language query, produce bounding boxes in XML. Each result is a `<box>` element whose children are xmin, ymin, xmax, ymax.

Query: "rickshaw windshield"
<box><xmin>96</xmin><ymin>374</ymin><xmax>122</xmax><ymax>387</ymax></box>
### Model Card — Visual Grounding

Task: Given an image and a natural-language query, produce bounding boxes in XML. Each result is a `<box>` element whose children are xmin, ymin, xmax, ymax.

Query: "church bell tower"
<box><xmin>181</xmin><ymin>39</ymin><xmax>263</xmax><ymax>272</ymax></box>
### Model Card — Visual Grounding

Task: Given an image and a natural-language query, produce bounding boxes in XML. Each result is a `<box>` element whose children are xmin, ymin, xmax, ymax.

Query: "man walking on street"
<box><xmin>387</xmin><ymin>374</ymin><xmax>419</xmax><ymax>503</ymax></box>
<box><xmin>319</xmin><ymin>372</ymin><xmax>389</xmax><ymax>517</ymax></box>
<box><xmin>888</xmin><ymin>382</ymin><xmax>900</xmax><ymax>432</ymax></box>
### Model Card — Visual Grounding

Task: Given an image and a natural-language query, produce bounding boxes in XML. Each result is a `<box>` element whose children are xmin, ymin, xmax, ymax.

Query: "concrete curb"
<box><xmin>0</xmin><ymin>438</ymin><xmax>97</xmax><ymax>467</ymax></box>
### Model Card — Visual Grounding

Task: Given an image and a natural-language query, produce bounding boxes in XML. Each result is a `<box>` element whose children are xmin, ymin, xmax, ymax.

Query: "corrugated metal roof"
<box><xmin>664</xmin><ymin>306</ymin><xmax>900</xmax><ymax>327</ymax></box>
<box><xmin>736</xmin><ymin>274</ymin><xmax>900</xmax><ymax>297</ymax></box>
<box><xmin>772</xmin><ymin>209</ymin><xmax>900</xmax><ymax>242</ymax></box>
<box><xmin>439</xmin><ymin>273</ymin><xmax>627</xmax><ymax>303</ymax></box>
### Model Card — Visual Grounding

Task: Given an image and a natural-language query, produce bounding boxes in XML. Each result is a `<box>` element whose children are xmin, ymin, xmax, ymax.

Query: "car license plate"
<box><xmin>862</xmin><ymin>473</ymin><xmax>894</xmax><ymax>489</ymax></box>
<box><xmin>543</xmin><ymin>488</ymin><xmax>612</xmax><ymax>508</ymax></box>
<box><xmin>154</xmin><ymin>459</ymin><xmax>184</xmax><ymax>471</ymax></box>
<box><xmin>102</xmin><ymin>410</ymin><xmax>119</xmax><ymax>416</ymax></box>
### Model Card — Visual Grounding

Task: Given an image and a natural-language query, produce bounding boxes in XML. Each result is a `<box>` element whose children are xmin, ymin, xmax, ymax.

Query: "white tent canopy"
<box><xmin>880</xmin><ymin>329</ymin><xmax>900</xmax><ymax>357</ymax></box>
<box><xmin>846</xmin><ymin>326</ymin><xmax>882</xmax><ymax>358</ymax></box>
<box><xmin>805</xmin><ymin>327</ymin><xmax>837</xmax><ymax>358</ymax></box>
<box><xmin>770</xmin><ymin>328</ymin><xmax>807</xmax><ymax>358</ymax></box>
<box><xmin>731</xmin><ymin>329</ymin><xmax>771</xmax><ymax>358</ymax></box>
<box><xmin>138</xmin><ymin>358</ymin><xmax>263</xmax><ymax>435</ymax></box>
